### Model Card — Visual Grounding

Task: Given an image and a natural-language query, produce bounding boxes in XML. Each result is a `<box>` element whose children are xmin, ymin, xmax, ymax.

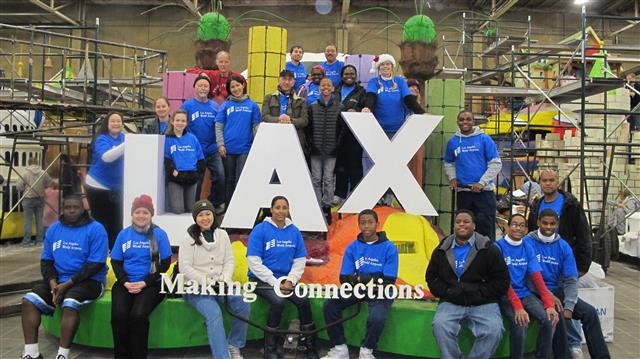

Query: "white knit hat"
<box><xmin>370</xmin><ymin>53</ymin><xmax>397</xmax><ymax>74</ymax></box>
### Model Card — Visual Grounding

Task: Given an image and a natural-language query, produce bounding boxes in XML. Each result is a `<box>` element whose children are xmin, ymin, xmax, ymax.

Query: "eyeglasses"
<box><xmin>510</xmin><ymin>223</ymin><xmax>527</xmax><ymax>228</ymax></box>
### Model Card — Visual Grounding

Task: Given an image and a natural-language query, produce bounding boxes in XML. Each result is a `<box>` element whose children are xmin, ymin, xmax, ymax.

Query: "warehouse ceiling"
<box><xmin>0</xmin><ymin>0</ymin><xmax>637</xmax><ymax>25</ymax></box>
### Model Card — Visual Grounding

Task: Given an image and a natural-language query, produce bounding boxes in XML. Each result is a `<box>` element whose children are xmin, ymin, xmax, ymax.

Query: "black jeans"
<box><xmin>334</xmin><ymin>136</ymin><xmax>363</xmax><ymax>199</ymax></box>
<box><xmin>552</xmin><ymin>288</ymin><xmax>611</xmax><ymax>359</ymax></box>
<box><xmin>253</xmin><ymin>278</ymin><xmax>313</xmax><ymax>328</ymax></box>
<box><xmin>86</xmin><ymin>185</ymin><xmax>122</xmax><ymax>249</ymax></box>
<box><xmin>457</xmin><ymin>190</ymin><xmax>497</xmax><ymax>241</ymax></box>
<box><xmin>323</xmin><ymin>296</ymin><xmax>392</xmax><ymax>350</ymax></box>
<box><xmin>111</xmin><ymin>281</ymin><xmax>165</xmax><ymax>359</ymax></box>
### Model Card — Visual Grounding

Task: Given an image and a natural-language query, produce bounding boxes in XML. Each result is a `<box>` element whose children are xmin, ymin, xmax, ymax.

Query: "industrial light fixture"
<box><xmin>574</xmin><ymin>0</ymin><xmax>589</xmax><ymax>4</ymax></box>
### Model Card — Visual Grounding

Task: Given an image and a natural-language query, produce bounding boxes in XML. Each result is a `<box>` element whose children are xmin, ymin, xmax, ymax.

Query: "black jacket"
<box><xmin>527</xmin><ymin>189</ymin><xmax>592</xmax><ymax>274</ymax></box>
<box><xmin>335</xmin><ymin>84</ymin><xmax>366</xmax><ymax>149</ymax></box>
<box><xmin>425</xmin><ymin>233</ymin><xmax>509</xmax><ymax>306</ymax></box>
<box><xmin>308</xmin><ymin>95</ymin><xmax>344</xmax><ymax>157</ymax></box>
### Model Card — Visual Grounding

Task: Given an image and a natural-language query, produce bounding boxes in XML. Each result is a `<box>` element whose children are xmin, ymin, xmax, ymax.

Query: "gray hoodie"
<box><xmin>443</xmin><ymin>126</ymin><xmax>502</xmax><ymax>191</ymax></box>
<box><xmin>16</xmin><ymin>165</ymin><xmax>56</xmax><ymax>198</ymax></box>
<box><xmin>527</xmin><ymin>230</ymin><xmax>579</xmax><ymax>311</ymax></box>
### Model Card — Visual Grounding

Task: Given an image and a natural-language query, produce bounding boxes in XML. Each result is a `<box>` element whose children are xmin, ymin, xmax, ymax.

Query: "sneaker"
<box><xmin>569</xmin><ymin>347</ymin><xmax>583</xmax><ymax>359</ymax></box>
<box><xmin>55</xmin><ymin>355</ymin><xmax>66</xmax><ymax>359</ymax></box>
<box><xmin>228</xmin><ymin>345</ymin><xmax>243</xmax><ymax>359</ymax></box>
<box><xmin>21</xmin><ymin>355</ymin><xmax>43</xmax><ymax>359</ymax></box>
<box><xmin>20</xmin><ymin>241</ymin><xmax>32</xmax><ymax>248</ymax></box>
<box><xmin>321</xmin><ymin>345</ymin><xmax>349</xmax><ymax>359</ymax></box>
<box><xmin>214</xmin><ymin>206</ymin><xmax>226</xmax><ymax>215</ymax></box>
<box><xmin>331</xmin><ymin>196</ymin><xmax>345</xmax><ymax>206</ymax></box>
<box><xmin>358</xmin><ymin>347</ymin><xmax>375</xmax><ymax>359</ymax></box>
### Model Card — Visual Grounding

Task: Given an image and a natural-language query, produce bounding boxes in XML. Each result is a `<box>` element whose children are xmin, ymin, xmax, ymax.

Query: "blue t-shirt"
<box><xmin>215</xmin><ymin>98</ymin><xmax>261</xmax><ymax>154</ymax></box>
<box><xmin>286</xmin><ymin>61</ymin><xmax>307</xmax><ymax>92</ymax></box>
<box><xmin>159</xmin><ymin>122</ymin><xmax>168</xmax><ymax>135</ymax></box>
<box><xmin>164</xmin><ymin>133</ymin><xmax>204</xmax><ymax>171</ymax></box>
<box><xmin>180</xmin><ymin>98</ymin><xmax>219</xmax><ymax>155</ymax></box>
<box><xmin>366</xmin><ymin>76</ymin><xmax>411</xmax><ymax>133</ymax></box>
<box><xmin>444</xmin><ymin>131</ymin><xmax>500</xmax><ymax>186</ymax></box>
<box><xmin>279</xmin><ymin>94</ymin><xmax>289</xmax><ymax>115</ymax></box>
<box><xmin>538</xmin><ymin>193</ymin><xmax>565</xmax><ymax>220</ymax></box>
<box><xmin>246</xmin><ymin>220</ymin><xmax>307</xmax><ymax>279</ymax></box>
<box><xmin>41</xmin><ymin>219</ymin><xmax>108</xmax><ymax>284</ymax></box>
<box><xmin>340</xmin><ymin>234</ymin><xmax>398</xmax><ymax>279</ymax></box>
<box><xmin>110</xmin><ymin>226</ymin><xmax>173</xmax><ymax>282</ymax></box>
<box><xmin>341</xmin><ymin>85</ymin><xmax>355</xmax><ymax>101</ymax></box>
<box><xmin>525</xmin><ymin>235</ymin><xmax>578</xmax><ymax>291</ymax></box>
<box><xmin>496</xmin><ymin>238</ymin><xmax>542</xmax><ymax>298</ymax></box>
<box><xmin>321</xmin><ymin>60</ymin><xmax>344</xmax><ymax>87</ymax></box>
<box><xmin>306</xmin><ymin>83</ymin><xmax>321</xmax><ymax>108</ymax></box>
<box><xmin>453</xmin><ymin>241</ymin><xmax>473</xmax><ymax>278</ymax></box>
<box><xmin>88</xmin><ymin>133</ymin><xmax>125</xmax><ymax>191</ymax></box>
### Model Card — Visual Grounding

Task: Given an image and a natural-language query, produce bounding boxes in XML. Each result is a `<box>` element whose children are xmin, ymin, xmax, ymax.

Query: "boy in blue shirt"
<box><xmin>286</xmin><ymin>45</ymin><xmax>307</xmax><ymax>92</ymax></box>
<box><xmin>180</xmin><ymin>74</ymin><xmax>226</xmax><ymax>214</ymax></box>
<box><xmin>497</xmin><ymin>214</ymin><xmax>558</xmax><ymax>359</ymax></box>
<box><xmin>525</xmin><ymin>209</ymin><xmax>611</xmax><ymax>359</ymax></box>
<box><xmin>322</xmin><ymin>209</ymin><xmax>399</xmax><ymax>359</ymax></box>
<box><xmin>21</xmin><ymin>195</ymin><xmax>108</xmax><ymax>359</ymax></box>
<box><xmin>444</xmin><ymin>110</ymin><xmax>502</xmax><ymax>240</ymax></box>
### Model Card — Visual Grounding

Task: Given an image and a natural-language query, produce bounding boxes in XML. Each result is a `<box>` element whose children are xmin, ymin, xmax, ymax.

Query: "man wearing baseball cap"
<box><xmin>261</xmin><ymin>69</ymin><xmax>309</xmax><ymax>154</ymax></box>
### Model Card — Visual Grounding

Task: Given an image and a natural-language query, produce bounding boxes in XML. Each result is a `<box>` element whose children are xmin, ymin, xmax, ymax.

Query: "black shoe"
<box><xmin>322</xmin><ymin>206</ymin><xmax>332</xmax><ymax>226</ymax></box>
<box><xmin>21</xmin><ymin>355</ymin><xmax>43</xmax><ymax>359</ymax></box>
<box><xmin>300</xmin><ymin>323</ymin><xmax>319</xmax><ymax>359</ymax></box>
<box><xmin>264</xmin><ymin>327</ymin><xmax>282</xmax><ymax>359</ymax></box>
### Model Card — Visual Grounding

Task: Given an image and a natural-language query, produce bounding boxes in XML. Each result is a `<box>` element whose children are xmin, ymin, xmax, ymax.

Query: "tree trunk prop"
<box><xmin>399</xmin><ymin>41</ymin><xmax>438</xmax><ymax>83</ymax></box>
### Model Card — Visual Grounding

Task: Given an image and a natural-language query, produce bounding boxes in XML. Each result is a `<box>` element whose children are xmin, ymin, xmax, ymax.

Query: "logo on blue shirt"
<box><xmin>355</xmin><ymin>256</ymin><xmax>382</xmax><ymax>270</ymax></box>
<box><xmin>53</xmin><ymin>240</ymin><xmax>62</xmax><ymax>252</ymax></box>
<box><xmin>122</xmin><ymin>240</ymin><xmax>132</xmax><ymax>253</ymax></box>
<box><xmin>265</xmin><ymin>239</ymin><xmax>276</xmax><ymax>251</ymax></box>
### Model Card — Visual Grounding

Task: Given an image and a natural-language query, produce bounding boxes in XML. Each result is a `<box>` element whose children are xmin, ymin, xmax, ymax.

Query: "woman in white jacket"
<box><xmin>179</xmin><ymin>200</ymin><xmax>249</xmax><ymax>359</ymax></box>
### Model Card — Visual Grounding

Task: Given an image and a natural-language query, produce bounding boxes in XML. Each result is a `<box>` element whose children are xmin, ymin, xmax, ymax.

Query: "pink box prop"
<box><xmin>162</xmin><ymin>71</ymin><xmax>198</xmax><ymax>113</ymax></box>
<box><xmin>344</xmin><ymin>54</ymin><xmax>376</xmax><ymax>89</ymax></box>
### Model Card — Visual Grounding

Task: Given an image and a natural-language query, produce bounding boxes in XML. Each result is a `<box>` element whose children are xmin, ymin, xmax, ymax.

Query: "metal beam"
<box><xmin>27</xmin><ymin>0</ymin><xmax>79</xmax><ymax>25</ymax></box>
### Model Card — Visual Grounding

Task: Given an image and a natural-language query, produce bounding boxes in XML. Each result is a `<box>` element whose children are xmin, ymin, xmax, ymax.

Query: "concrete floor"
<box><xmin>1</xmin><ymin>242</ymin><xmax>638</xmax><ymax>359</ymax></box>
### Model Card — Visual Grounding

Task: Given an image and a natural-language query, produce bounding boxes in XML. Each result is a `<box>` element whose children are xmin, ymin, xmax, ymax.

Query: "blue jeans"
<box><xmin>499</xmin><ymin>295</ymin><xmax>555</xmax><ymax>359</ymax></box>
<box><xmin>183</xmin><ymin>294</ymin><xmax>250</xmax><ymax>359</ymax></box>
<box><xmin>323</xmin><ymin>296</ymin><xmax>393</xmax><ymax>350</ymax></box>
<box><xmin>197</xmin><ymin>153</ymin><xmax>225</xmax><ymax>209</ymax></box>
<box><xmin>552</xmin><ymin>288</ymin><xmax>610</xmax><ymax>359</ymax></box>
<box><xmin>432</xmin><ymin>302</ymin><xmax>504</xmax><ymax>359</ymax></box>
<box><xmin>22</xmin><ymin>197</ymin><xmax>44</xmax><ymax>244</ymax></box>
<box><xmin>566</xmin><ymin>319</ymin><xmax>582</xmax><ymax>348</ymax></box>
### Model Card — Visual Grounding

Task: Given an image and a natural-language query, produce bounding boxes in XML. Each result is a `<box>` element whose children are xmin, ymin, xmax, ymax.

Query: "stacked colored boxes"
<box><xmin>424</xmin><ymin>79</ymin><xmax>464</xmax><ymax>234</ymax></box>
<box><xmin>247</xmin><ymin>26</ymin><xmax>287</xmax><ymax>108</ymax></box>
<box><xmin>162</xmin><ymin>71</ymin><xmax>198</xmax><ymax>114</ymax></box>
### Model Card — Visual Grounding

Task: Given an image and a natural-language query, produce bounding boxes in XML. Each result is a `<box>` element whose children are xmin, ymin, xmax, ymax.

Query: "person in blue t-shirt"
<box><xmin>165</xmin><ymin>109</ymin><xmax>205</xmax><ymax>214</ymax></box>
<box><xmin>298</xmin><ymin>65</ymin><xmax>325</xmax><ymax>108</ymax></box>
<box><xmin>246</xmin><ymin>196</ymin><xmax>318</xmax><ymax>359</ymax></box>
<box><xmin>320</xmin><ymin>44</ymin><xmax>344</xmax><ymax>87</ymax></box>
<box><xmin>444</xmin><ymin>109</ymin><xmax>502</xmax><ymax>241</ymax></box>
<box><xmin>110</xmin><ymin>195</ymin><xmax>172</xmax><ymax>359</ymax></box>
<box><xmin>361</xmin><ymin>54</ymin><xmax>424</xmax><ymax>203</ymax></box>
<box><xmin>141</xmin><ymin>97</ymin><xmax>170</xmax><ymax>134</ymax></box>
<box><xmin>323</xmin><ymin>209</ymin><xmax>399</xmax><ymax>359</ymax></box>
<box><xmin>525</xmin><ymin>209</ymin><xmax>611</xmax><ymax>359</ymax></box>
<box><xmin>86</xmin><ymin>111</ymin><xmax>126</xmax><ymax>249</ymax></box>
<box><xmin>286</xmin><ymin>45</ymin><xmax>307</xmax><ymax>92</ymax></box>
<box><xmin>497</xmin><ymin>214</ymin><xmax>559</xmax><ymax>359</ymax></box>
<box><xmin>180</xmin><ymin>74</ymin><xmax>226</xmax><ymax>214</ymax></box>
<box><xmin>21</xmin><ymin>195</ymin><xmax>108</xmax><ymax>359</ymax></box>
<box><xmin>215</xmin><ymin>76</ymin><xmax>261</xmax><ymax>208</ymax></box>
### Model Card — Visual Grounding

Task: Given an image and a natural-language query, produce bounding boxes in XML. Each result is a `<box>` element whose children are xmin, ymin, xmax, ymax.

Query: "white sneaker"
<box><xmin>569</xmin><ymin>347</ymin><xmax>583</xmax><ymax>359</ymax></box>
<box><xmin>331</xmin><ymin>196</ymin><xmax>345</xmax><ymax>206</ymax></box>
<box><xmin>321</xmin><ymin>344</ymin><xmax>349</xmax><ymax>359</ymax></box>
<box><xmin>228</xmin><ymin>345</ymin><xmax>243</xmax><ymax>359</ymax></box>
<box><xmin>359</xmin><ymin>347</ymin><xmax>376</xmax><ymax>359</ymax></box>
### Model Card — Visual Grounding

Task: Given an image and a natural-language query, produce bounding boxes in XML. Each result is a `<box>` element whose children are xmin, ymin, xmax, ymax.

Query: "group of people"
<box><xmin>19</xmin><ymin>193</ymin><xmax>398</xmax><ymax>359</ymax></box>
<box><xmin>17</xmin><ymin>42</ymin><xmax>612</xmax><ymax>359</ymax></box>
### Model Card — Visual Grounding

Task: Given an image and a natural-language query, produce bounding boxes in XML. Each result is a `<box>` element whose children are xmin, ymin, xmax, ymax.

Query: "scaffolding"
<box><xmin>441</xmin><ymin>7</ymin><xmax>640</xmax><ymax>269</ymax></box>
<box><xmin>0</xmin><ymin>22</ymin><xmax>167</xmax><ymax>239</ymax></box>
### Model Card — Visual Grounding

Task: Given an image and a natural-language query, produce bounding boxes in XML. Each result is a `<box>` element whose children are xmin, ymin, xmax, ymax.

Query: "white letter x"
<box><xmin>338</xmin><ymin>113</ymin><xmax>441</xmax><ymax>216</ymax></box>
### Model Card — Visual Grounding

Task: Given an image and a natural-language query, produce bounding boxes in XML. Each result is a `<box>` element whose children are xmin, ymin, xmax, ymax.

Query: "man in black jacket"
<box><xmin>526</xmin><ymin>168</ymin><xmax>592</xmax><ymax>275</ymax></box>
<box><xmin>426</xmin><ymin>210</ymin><xmax>510</xmax><ymax>359</ymax></box>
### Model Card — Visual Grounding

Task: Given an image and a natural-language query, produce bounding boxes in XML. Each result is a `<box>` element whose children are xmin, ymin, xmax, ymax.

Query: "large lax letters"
<box><xmin>123</xmin><ymin>114</ymin><xmax>441</xmax><ymax>243</ymax></box>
